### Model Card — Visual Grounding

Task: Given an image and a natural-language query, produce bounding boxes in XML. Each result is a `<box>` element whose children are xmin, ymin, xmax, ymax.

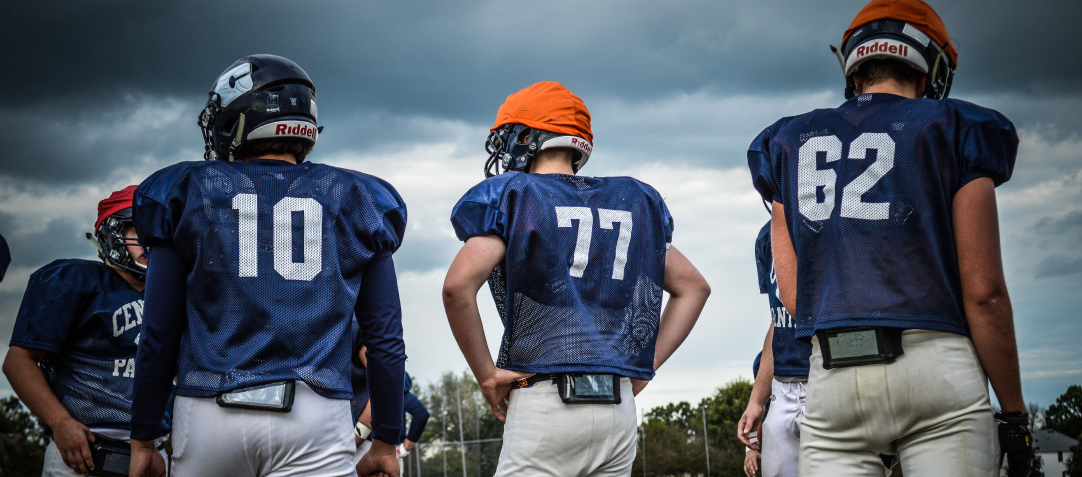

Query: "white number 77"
<box><xmin>555</xmin><ymin>207</ymin><xmax>633</xmax><ymax>280</ymax></box>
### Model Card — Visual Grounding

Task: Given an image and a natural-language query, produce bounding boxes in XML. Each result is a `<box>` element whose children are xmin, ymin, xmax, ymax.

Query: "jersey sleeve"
<box><xmin>956</xmin><ymin>104</ymin><xmax>1018</xmax><ymax>188</ymax></box>
<box><xmin>133</xmin><ymin>163</ymin><xmax>192</xmax><ymax>248</ymax></box>
<box><xmin>365</xmin><ymin>177</ymin><xmax>408</xmax><ymax>254</ymax></box>
<box><xmin>754</xmin><ymin>221</ymin><xmax>772</xmax><ymax>294</ymax></box>
<box><xmin>748</xmin><ymin>121</ymin><xmax>783</xmax><ymax>204</ymax></box>
<box><xmin>449</xmin><ymin>173</ymin><xmax>517</xmax><ymax>242</ymax></box>
<box><xmin>9</xmin><ymin>261</ymin><xmax>85</xmax><ymax>353</ymax></box>
<box><xmin>659</xmin><ymin>196</ymin><xmax>674</xmax><ymax>246</ymax></box>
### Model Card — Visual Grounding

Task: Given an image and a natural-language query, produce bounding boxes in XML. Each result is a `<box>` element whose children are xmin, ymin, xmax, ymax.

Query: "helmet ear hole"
<box><xmin>517</xmin><ymin>130</ymin><xmax>530</xmax><ymax>144</ymax></box>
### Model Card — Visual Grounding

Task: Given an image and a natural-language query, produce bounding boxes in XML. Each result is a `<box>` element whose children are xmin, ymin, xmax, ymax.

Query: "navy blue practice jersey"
<box><xmin>134</xmin><ymin>159</ymin><xmax>406</xmax><ymax>399</ymax></box>
<box><xmin>451</xmin><ymin>172</ymin><xmax>673</xmax><ymax>380</ymax></box>
<box><xmin>749</xmin><ymin>94</ymin><xmax>1017</xmax><ymax>339</ymax></box>
<box><xmin>755</xmin><ymin>222</ymin><xmax>811</xmax><ymax>376</ymax></box>
<box><xmin>9</xmin><ymin>259</ymin><xmax>169</xmax><ymax>434</ymax></box>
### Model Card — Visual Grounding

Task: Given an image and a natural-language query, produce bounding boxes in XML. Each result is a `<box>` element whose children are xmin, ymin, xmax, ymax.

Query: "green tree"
<box><xmin>1046</xmin><ymin>385</ymin><xmax>1082</xmax><ymax>440</ymax></box>
<box><xmin>412</xmin><ymin>371</ymin><xmax>504</xmax><ymax>477</ymax></box>
<box><xmin>0</xmin><ymin>396</ymin><xmax>48</xmax><ymax>477</ymax></box>
<box><xmin>638</xmin><ymin>378</ymin><xmax>753</xmax><ymax>477</ymax></box>
<box><xmin>1066</xmin><ymin>435</ymin><xmax>1082</xmax><ymax>477</ymax></box>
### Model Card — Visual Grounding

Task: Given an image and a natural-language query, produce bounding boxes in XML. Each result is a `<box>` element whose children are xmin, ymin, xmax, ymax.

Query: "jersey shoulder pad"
<box><xmin>621</xmin><ymin>177</ymin><xmax>674</xmax><ymax>239</ymax></box>
<box><xmin>450</xmin><ymin>172</ymin><xmax>522</xmax><ymax>242</ymax></box>
<box><xmin>11</xmin><ymin>259</ymin><xmax>104</xmax><ymax>351</ymax></box>
<box><xmin>334</xmin><ymin>166</ymin><xmax>408</xmax><ymax>253</ymax></box>
<box><xmin>944</xmin><ymin>100</ymin><xmax>1018</xmax><ymax>187</ymax></box>
<box><xmin>133</xmin><ymin>161</ymin><xmax>206</xmax><ymax>247</ymax></box>
<box><xmin>747</xmin><ymin>115</ymin><xmax>800</xmax><ymax>204</ymax></box>
<box><xmin>755</xmin><ymin>221</ymin><xmax>772</xmax><ymax>294</ymax></box>
<box><xmin>28</xmin><ymin>259</ymin><xmax>107</xmax><ymax>295</ymax></box>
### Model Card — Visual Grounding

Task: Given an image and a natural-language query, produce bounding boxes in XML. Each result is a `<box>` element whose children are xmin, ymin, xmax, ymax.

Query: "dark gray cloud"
<box><xmin>1035</xmin><ymin>209</ymin><xmax>1082</xmax><ymax>235</ymax></box>
<box><xmin>0</xmin><ymin>212</ymin><xmax>91</xmax><ymax>268</ymax></box>
<box><xmin>1035</xmin><ymin>254</ymin><xmax>1082</xmax><ymax>279</ymax></box>
<box><xmin>2</xmin><ymin>0</ymin><xmax>1079</xmax><ymax>117</ymax></box>
<box><xmin>3</xmin><ymin>0</ymin><xmax>1081</xmax><ymax>185</ymax></box>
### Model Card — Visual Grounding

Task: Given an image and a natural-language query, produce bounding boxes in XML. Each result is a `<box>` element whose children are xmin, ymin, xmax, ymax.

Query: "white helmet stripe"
<box><xmin>539</xmin><ymin>135</ymin><xmax>592</xmax><ymax>161</ymax></box>
<box><xmin>247</xmin><ymin>120</ymin><xmax>319</xmax><ymax>143</ymax></box>
<box><xmin>844</xmin><ymin>37</ymin><xmax>929</xmax><ymax>75</ymax></box>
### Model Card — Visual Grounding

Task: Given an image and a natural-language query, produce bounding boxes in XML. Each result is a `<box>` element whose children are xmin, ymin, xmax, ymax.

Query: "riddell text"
<box><xmin>275</xmin><ymin>123</ymin><xmax>317</xmax><ymax>139</ymax></box>
<box><xmin>856</xmin><ymin>41</ymin><xmax>909</xmax><ymax>58</ymax></box>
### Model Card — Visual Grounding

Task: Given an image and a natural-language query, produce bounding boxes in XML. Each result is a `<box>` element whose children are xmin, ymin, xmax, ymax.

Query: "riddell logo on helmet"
<box><xmin>571</xmin><ymin>138</ymin><xmax>592</xmax><ymax>154</ymax></box>
<box><xmin>274</xmin><ymin>123</ymin><xmax>317</xmax><ymax>139</ymax></box>
<box><xmin>856</xmin><ymin>40</ymin><xmax>910</xmax><ymax>58</ymax></box>
<box><xmin>247</xmin><ymin>121</ymin><xmax>319</xmax><ymax>142</ymax></box>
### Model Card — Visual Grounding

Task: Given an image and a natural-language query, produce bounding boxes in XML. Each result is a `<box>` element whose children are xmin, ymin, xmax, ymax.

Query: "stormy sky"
<box><xmin>1</xmin><ymin>0</ymin><xmax>1080</xmax><ymax>413</ymax></box>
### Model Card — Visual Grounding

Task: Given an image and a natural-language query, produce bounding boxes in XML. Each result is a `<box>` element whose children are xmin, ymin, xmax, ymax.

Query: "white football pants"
<box><xmin>799</xmin><ymin>330</ymin><xmax>998</xmax><ymax>477</ymax></box>
<box><xmin>762</xmin><ymin>377</ymin><xmax>806</xmax><ymax>477</ymax></box>
<box><xmin>170</xmin><ymin>382</ymin><xmax>356</xmax><ymax>477</ymax></box>
<box><xmin>494</xmin><ymin>377</ymin><xmax>637</xmax><ymax>477</ymax></box>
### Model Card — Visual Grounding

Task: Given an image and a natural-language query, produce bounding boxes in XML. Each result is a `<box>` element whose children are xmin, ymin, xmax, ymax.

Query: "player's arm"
<box><xmin>442</xmin><ymin>235</ymin><xmax>530</xmax><ymax>422</ymax></box>
<box><xmin>129</xmin><ymin>246</ymin><xmax>186</xmax><ymax>477</ymax></box>
<box><xmin>3</xmin><ymin>346</ymin><xmax>97</xmax><ymax>474</ymax></box>
<box><xmin>738</xmin><ymin>323</ymin><xmax>774</xmax><ymax>449</ymax></box>
<box><xmin>354</xmin><ymin>253</ymin><xmax>406</xmax><ymax>476</ymax></box>
<box><xmin>953</xmin><ymin>177</ymin><xmax>1024</xmax><ymax>412</ymax></box>
<box><xmin>634</xmin><ymin>246</ymin><xmax>710</xmax><ymax>395</ymax></box>
<box><xmin>402</xmin><ymin>391</ymin><xmax>429</xmax><ymax>451</ymax></box>
<box><xmin>770</xmin><ymin>202</ymin><xmax>797</xmax><ymax>316</ymax></box>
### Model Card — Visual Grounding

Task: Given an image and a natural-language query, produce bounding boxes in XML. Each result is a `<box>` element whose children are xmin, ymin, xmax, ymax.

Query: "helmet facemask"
<box><xmin>484</xmin><ymin>124</ymin><xmax>590</xmax><ymax>178</ymax></box>
<box><xmin>87</xmin><ymin>208</ymin><xmax>147</xmax><ymax>282</ymax></box>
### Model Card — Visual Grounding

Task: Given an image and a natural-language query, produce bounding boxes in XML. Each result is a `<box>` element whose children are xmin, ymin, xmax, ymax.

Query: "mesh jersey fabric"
<box><xmin>133</xmin><ymin>159</ymin><xmax>406</xmax><ymax>399</ymax></box>
<box><xmin>10</xmin><ymin>259</ymin><xmax>171</xmax><ymax>435</ymax></box>
<box><xmin>451</xmin><ymin>172</ymin><xmax>673</xmax><ymax>380</ymax></box>
<box><xmin>748</xmin><ymin>93</ymin><xmax>1017</xmax><ymax>339</ymax></box>
<box><xmin>755</xmin><ymin>221</ymin><xmax>811</xmax><ymax>376</ymax></box>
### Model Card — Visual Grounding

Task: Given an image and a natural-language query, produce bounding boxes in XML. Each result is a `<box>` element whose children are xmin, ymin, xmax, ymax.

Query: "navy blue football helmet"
<box><xmin>198</xmin><ymin>55</ymin><xmax>322</xmax><ymax>161</ymax></box>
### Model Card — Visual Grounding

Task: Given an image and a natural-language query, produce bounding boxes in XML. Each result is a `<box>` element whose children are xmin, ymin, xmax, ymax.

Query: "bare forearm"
<box><xmin>444</xmin><ymin>291</ymin><xmax>496</xmax><ymax>382</ymax></box>
<box><xmin>750</xmin><ymin>325</ymin><xmax>775</xmax><ymax>406</ymax></box>
<box><xmin>966</xmin><ymin>297</ymin><xmax>1024</xmax><ymax>412</ymax></box>
<box><xmin>2</xmin><ymin>348</ymin><xmax>71</xmax><ymax>428</ymax></box>
<box><xmin>952</xmin><ymin>178</ymin><xmax>1023</xmax><ymax>412</ymax></box>
<box><xmin>771</xmin><ymin>203</ymin><xmax>797</xmax><ymax>316</ymax></box>
<box><xmin>655</xmin><ymin>246</ymin><xmax>710</xmax><ymax>371</ymax></box>
<box><xmin>653</xmin><ymin>290</ymin><xmax>708</xmax><ymax>370</ymax></box>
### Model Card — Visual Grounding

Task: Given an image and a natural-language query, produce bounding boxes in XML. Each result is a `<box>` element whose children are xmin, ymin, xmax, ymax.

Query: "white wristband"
<box><xmin>354</xmin><ymin>421</ymin><xmax>372</xmax><ymax>439</ymax></box>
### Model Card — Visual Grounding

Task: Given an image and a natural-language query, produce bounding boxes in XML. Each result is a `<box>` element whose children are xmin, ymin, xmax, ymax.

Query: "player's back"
<box><xmin>135</xmin><ymin>159</ymin><xmax>405</xmax><ymax>399</ymax></box>
<box><xmin>749</xmin><ymin>93</ymin><xmax>1016</xmax><ymax>339</ymax></box>
<box><xmin>451</xmin><ymin>172</ymin><xmax>673</xmax><ymax>379</ymax></box>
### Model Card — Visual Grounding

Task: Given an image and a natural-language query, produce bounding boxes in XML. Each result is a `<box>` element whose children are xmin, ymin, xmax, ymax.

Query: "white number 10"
<box><xmin>555</xmin><ymin>206</ymin><xmax>633</xmax><ymax>280</ymax></box>
<box><xmin>232</xmin><ymin>193</ymin><xmax>323</xmax><ymax>281</ymax></box>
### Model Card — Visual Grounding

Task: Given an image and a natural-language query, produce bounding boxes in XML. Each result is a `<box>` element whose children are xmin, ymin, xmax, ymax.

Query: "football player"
<box><xmin>747</xmin><ymin>1</ymin><xmax>1031</xmax><ymax>475</ymax></box>
<box><xmin>126</xmin><ymin>54</ymin><xmax>408</xmax><ymax>477</ymax></box>
<box><xmin>443</xmin><ymin>81</ymin><xmax>710</xmax><ymax>476</ymax></box>
<box><xmin>737</xmin><ymin>221</ymin><xmax>811</xmax><ymax>477</ymax></box>
<box><xmin>3</xmin><ymin>186</ymin><xmax>170</xmax><ymax>476</ymax></box>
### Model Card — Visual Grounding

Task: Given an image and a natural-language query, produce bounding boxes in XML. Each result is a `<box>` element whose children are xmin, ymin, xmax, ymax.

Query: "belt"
<box><xmin>513</xmin><ymin>374</ymin><xmax>558</xmax><ymax>389</ymax></box>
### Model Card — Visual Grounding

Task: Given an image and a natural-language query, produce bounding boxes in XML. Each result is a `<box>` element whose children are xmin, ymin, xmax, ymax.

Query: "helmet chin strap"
<box><xmin>85</xmin><ymin>232</ymin><xmax>105</xmax><ymax>254</ymax></box>
<box><xmin>227</xmin><ymin>113</ymin><xmax>247</xmax><ymax>162</ymax></box>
